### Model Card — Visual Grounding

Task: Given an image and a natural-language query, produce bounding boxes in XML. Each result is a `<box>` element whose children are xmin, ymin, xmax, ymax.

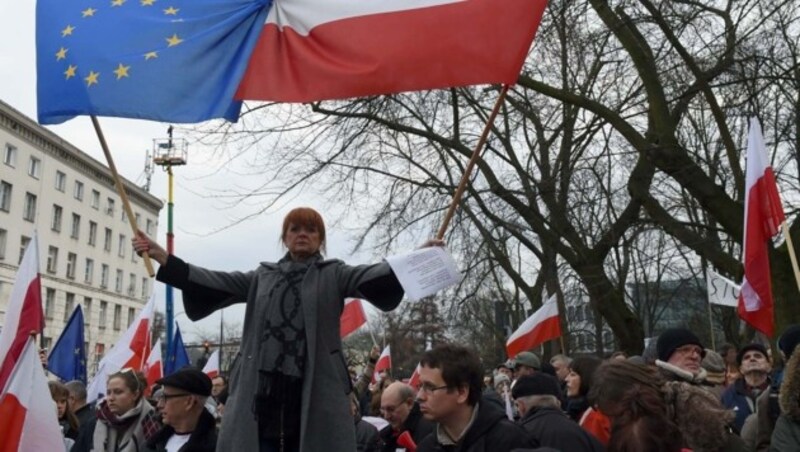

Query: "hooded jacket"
<box><xmin>769</xmin><ymin>346</ymin><xmax>800</xmax><ymax>451</ymax></box>
<box><xmin>417</xmin><ymin>402</ymin><xmax>530</xmax><ymax>452</ymax></box>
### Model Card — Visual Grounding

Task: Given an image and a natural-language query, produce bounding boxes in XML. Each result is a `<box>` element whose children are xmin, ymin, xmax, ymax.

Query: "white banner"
<box><xmin>706</xmin><ymin>268</ymin><xmax>741</xmax><ymax>308</ymax></box>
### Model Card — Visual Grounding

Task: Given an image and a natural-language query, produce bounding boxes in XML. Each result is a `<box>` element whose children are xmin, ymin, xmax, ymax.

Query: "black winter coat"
<box><xmin>517</xmin><ymin>407</ymin><xmax>604</xmax><ymax>452</ymax></box>
<box><xmin>417</xmin><ymin>402</ymin><xmax>530</xmax><ymax>452</ymax></box>
<box><xmin>145</xmin><ymin>409</ymin><xmax>217</xmax><ymax>452</ymax></box>
<box><xmin>379</xmin><ymin>403</ymin><xmax>435</xmax><ymax>452</ymax></box>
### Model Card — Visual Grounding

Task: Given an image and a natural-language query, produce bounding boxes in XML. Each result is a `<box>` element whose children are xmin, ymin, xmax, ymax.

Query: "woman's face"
<box><xmin>283</xmin><ymin>223</ymin><xmax>321</xmax><ymax>259</ymax></box>
<box><xmin>106</xmin><ymin>377</ymin><xmax>139</xmax><ymax>415</ymax></box>
<box><xmin>565</xmin><ymin>369</ymin><xmax>582</xmax><ymax>397</ymax></box>
<box><xmin>55</xmin><ymin>397</ymin><xmax>67</xmax><ymax>419</ymax></box>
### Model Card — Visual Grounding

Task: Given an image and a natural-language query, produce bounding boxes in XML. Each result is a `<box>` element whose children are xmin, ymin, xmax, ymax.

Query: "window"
<box><xmin>128</xmin><ymin>272</ymin><xmax>136</xmax><ymax>296</ymax></box>
<box><xmin>134</xmin><ymin>213</ymin><xmax>141</xmax><ymax>227</ymax></box>
<box><xmin>127</xmin><ymin>307</ymin><xmax>135</xmax><ymax>328</ymax></box>
<box><xmin>74</xmin><ymin>180</ymin><xmax>84</xmax><ymax>200</ymax></box>
<box><xmin>106</xmin><ymin>198</ymin><xmax>115</xmax><ymax>216</ymax></box>
<box><xmin>3</xmin><ymin>144</ymin><xmax>16</xmax><ymax>167</ymax></box>
<box><xmin>0</xmin><ymin>181</ymin><xmax>11</xmax><ymax>211</ymax></box>
<box><xmin>115</xmin><ymin>269</ymin><xmax>123</xmax><ymax>293</ymax></box>
<box><xmin>66</xmin><ymin>252</ymin><xmax>77</xmax><ymax>279</ymax></box>
<box><xmin>51</xmin><ymin>204</ymin><xmax>63</xmax><ymax>232</ymax></box>
<box><xmin>91</xmin><ymin>190</ymin><xmax>100</xmax><ymax>209</ymax></box>
<box><xmin>23</xmin><ymin>192</ymin><xmax>36</xmax><ymax>222</ymax></box>
<box><xmin>103</xmin><ymin>228</ymin><xmax>112</xmax><ymax>252</ymax></box>
<box><xmin>18</xmin><ymin>236</ymin><xmax>30</xmax><ymax>264</ymax></box>
<box><xmin>118</xmin><ymin>234</ymin><xmax>126</xmax><ymax>258</ymax></box>
<box><xmin>42</xmin><ymin>337</ymin><xmax>52</xmax><ymax>350</ymax></box>
<box><xmin>146</xmin><ymin>219</ymin><xmax>155</xmax><ymax>235</ymax></box>
<box><xmin>85</xmin><ymin>258</ymin><xmax>94</xmax><ymax>284</ymax></box>
<box><xmin>55</xmin><ymin>171</ymin><xmax>66</xmax><ymax>192</ymax></box>
<box><xmin>46</xmin><ymin>246</ymin><xmax>58</xmax><ymax>273</ymax></box>
<box><xmin>99</xmin><ymin>301</ymin><xmax>108</xmax><ymax>328</ymax></box>
<box><xmin>113</xmin><ymin>304</ymin><xmax>122</xmax><ymax>330</ymax></box>
<box><xmin>0</xmin><ymin>228</ymin><xmax>6</xmax><ymax>260</ymax></box>
<box><xmin>141</xmin><ymin>277</ymin><xmax>149</xmax><ymax>298</ymax></box>
<box><xmin>88</xmin><ymin>221</ymin><xmax>97</xmax><ymax>246</ymax></box>
<box><xmin>100</xmin><ymin>264</ymin><xmax>109</xmax><ymax>288</ymax></box>
<box><xmin>28</xmin><ymin>157</ymin><xmax>41</xmax><ymax>179</ymax></box>
<box><xmin>121</xmin><ymin>209</ymin><xmax>127</xmax><ymax>223</ymax></box>
<box><xmin>83</xmin><ymin>297</ymin><xmax>92</xmax><ymax>325</ymax></box>
<box><xmin>45</xmin><ymin>288</ymin><xmax>56</xmax><ymax>320</ymax></box>
<box><xmin>64</xmin><ymin>292</ymin><xmax>75</xmax><ymax>322</ymax></box>
<box><xmin>71</xmin><ymin>213</ymin><xmax>80</xmax><ymax>239</ymax></box>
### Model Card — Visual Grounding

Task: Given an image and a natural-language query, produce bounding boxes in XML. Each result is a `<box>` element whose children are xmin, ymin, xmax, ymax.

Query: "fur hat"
<box><xmin>511</xmin><ymin>374</ymin><xmax>560</xmax><ymax>399</ymax></box>
<box><xmin>657</xmin><ymin>328</ymin><xmax>705</xmax><ymax>362</ymax></box>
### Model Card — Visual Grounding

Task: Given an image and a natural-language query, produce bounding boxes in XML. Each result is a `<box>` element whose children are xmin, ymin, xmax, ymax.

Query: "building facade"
<box><xmin>0</xmin><ymin>99</ymin><xmax>162</xmax><ymax>374</ymax></box>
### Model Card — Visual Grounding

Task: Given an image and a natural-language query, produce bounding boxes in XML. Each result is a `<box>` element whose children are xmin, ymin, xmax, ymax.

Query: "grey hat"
<box><xmin>513</xmin><ymin>351</ymin><xmax>541</xmax><ymax>370</ymax></box>
<box><xmin>494</xmin><ymin>374</ymin><xmax>511</xmax><ymax>388</ymax></box>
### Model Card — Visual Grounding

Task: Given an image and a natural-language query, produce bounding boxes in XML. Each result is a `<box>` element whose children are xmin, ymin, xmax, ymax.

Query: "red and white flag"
<box><xmin>203</xmin><ymin>350</ymin><xmax>220</xmax><ymax>379</ymax></box>
<box><xmin>373</xmin><ymin>345</ymin><xmax>392</xmax><ymax>383</ymax></box>
<box><xmin>0</xmin><ymin>338</ymin><xmax>63</xmax><ymax>452</ymax></box>
<box><xmin>340</xmin><ymin>298</ymin><xmax>368</xmax><ymax>338</ymax></box>
<box><xmin>236</xmin><ymin>0</ymin><xmax>547</xmax><ymax>103</ymax></box>
<box><xmin>145</xmin><ymin>339</ymin><xmax>163</xmax><ymax>389</ymax></box>
<box><xmin>0</xmin><ymin>233</ymin><xmax>44</xmax><ymax>390</ymax></box>
<box><xmin>738</xmin><ymin>118</ymin><xmax>785</xmax><ymax>337</ymax></box>
<box><xmin>506</xmin><ymin>295</ymin><xmax>562</xmax><ymax>358</ymax></box>
<box><xmin>87</xmin><ymin>294</ymin><xmax>155</xmax><ymax>402</ymax></box>
<box><xmin>408</xmin><ymin>362</ymin><xmax>422</xmax><ymax>389</ymax></box>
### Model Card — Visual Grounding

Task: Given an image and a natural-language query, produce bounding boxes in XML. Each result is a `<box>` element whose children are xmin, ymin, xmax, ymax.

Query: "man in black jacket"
<box><xmin>146</xmin><ymin>368</ymin><xmax>218</xmax><ymax>452</ymax></box>
<box><xmin>416</xmin><ymin>344</ymin><xmax>530</xmax><ymax>452</ymax></box>
<box><xmin>379</xmin><ymin>382</ymin><xmax>434</xmax><ymax>451</ymax></box>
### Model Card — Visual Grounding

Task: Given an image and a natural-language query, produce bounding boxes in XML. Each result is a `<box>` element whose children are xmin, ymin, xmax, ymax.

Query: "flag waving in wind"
<box><xmin>165</xmin><ymin>324</ymin><xmax>191</xmax><ymax>376</ymax></box>
<box><xmin>145</xmin><ymin>339</ymin><xmax>163</xmax><ymax>389</ymax></box>
<box><xmin>373</xmin><ymin>346</ymin><xmax>391</xmax><ymax>384</ymax></box>
<box><xmin>506</xmin><ymin>295</ymin><xmax>561</xmax><ymax>358</ymax></box>
<box><xmin>47</xmin><ymin>305</ymin><xmax>87</xmax><ymax>383</ymax></box>
<box><xmin>738</xmin><ymin>118</ymin><xmax>786</xmax><ymax>337</ymax></box>
<box><xmin>340</xmin><ymin>298</ymin><xmax>368</xmax><ymax>338</ymax></box>
<box><xmin>202</xmin><ymin>350</ymin><xmax>220</xmax><ymax>379</ymax></box>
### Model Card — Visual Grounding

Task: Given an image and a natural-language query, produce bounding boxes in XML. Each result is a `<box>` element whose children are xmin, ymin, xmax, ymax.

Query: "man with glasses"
<box><xmin>655</xmin><ymin>327</ymin><xmax>709</xmax><ymax>384</ymax></box>
<box><xmin>379</xmin><ymin>382</ymin><xmax>434</xmax><ymax>451</ymax></box>
<box><xmin>416</xmin><ymin>344</ymin><xmax>529</xmax><ymax>452</ymax></box>
<box><xmin>146</xmin><ymin>368</ymin><xmax>217</xmax><ymax>452</ymax></box>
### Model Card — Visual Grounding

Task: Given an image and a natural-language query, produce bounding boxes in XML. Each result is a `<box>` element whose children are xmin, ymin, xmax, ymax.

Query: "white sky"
<box><xmin>1</xmin><ymin>1</ymin><xmax>384</xmax><ymax>343</ymax></box>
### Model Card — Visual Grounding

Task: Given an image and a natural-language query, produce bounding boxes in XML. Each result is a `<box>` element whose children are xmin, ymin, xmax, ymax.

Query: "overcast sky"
<box><xmin>1</xmin><ymin>1</ymin><xmax>387</xmax><ymax>342</ymax></box>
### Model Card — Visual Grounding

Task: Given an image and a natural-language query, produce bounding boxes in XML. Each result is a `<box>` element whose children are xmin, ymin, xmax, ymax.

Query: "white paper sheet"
<box><xmin>386</xmin><ymin>246</ymin><xmax>462</xmax><ymax>301</ymax></box>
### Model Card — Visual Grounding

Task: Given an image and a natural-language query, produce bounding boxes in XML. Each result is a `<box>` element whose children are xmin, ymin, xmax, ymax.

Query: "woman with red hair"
<box><xmin>134</xmin><ymin>207</ymin><xmax>440</xmax><ymax>452</ymax></box>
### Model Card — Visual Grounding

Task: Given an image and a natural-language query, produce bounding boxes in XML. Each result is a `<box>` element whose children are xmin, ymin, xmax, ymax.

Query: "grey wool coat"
<box><xmin>156</xmin><ymin>254</ymin><xmax>404</xmax><ymax>452</ymax></box>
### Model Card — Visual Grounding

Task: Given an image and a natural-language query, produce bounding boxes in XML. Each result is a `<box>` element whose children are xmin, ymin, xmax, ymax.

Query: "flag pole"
<box><xmin>781</xmin><ymin>222</ymin><xmax>800</xmax><ymax>294</ymax></box>
<box><xmin>436</xmin><ymin>84</ymin><xmax>510</xmax><ymax>240</ymax></box>
<box><xmin>706</xmin><ymin>298</ymin><xmax>717</xmax><ymax>351</ymax></box>
<box><xmin>90</xmin><ymin>116</ymin><xmax>155</xmax><ymax>277</ymax></box>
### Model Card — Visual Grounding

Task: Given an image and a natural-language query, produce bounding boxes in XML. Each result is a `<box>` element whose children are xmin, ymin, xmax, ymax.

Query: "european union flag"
<box><xmin>36</xmin><ymin>0</ymin><xmax>271</xmax><ymax>124</ymax></box>
<box><xmin>47</xmin><ymin>305</ymin><xmax>87</xmax><ymax>383</ymax></box>
<box><xmin>165</xmin><ymin>323</ymin><xmax>191</xmax><ymax>375</ymax></box>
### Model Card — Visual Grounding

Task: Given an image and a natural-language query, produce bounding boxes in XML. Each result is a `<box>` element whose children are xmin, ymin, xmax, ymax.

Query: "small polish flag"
<box><xmin>0</xmin><ymin>233</ymin><xmax>44</xmax><ymax>391</ymax></box>
<box><xmin>145</xmin><ymin>339</ymin><xmax>163</xmax><ymax>389</ymax></box>
<box><xmin>373</xmin><ymin>345</ymin><xmax>391</xmax><ymax>384</ymax></box>
<box><xmin>340</xmin><ymin>298</ymin><xmax>368</xmax><ymax>338</ymax></box>
<box><xmin>87</xmin><ymin>295</ymin><xmax>155</xmax><ymax>402</ymax></box>
<box><xmin>203</xmin><ymin>350</ymin><xmax>220</xmax><ymax>379</ymax></box>
<box><xmin>408</xmin><ymin>362</ymin><xmax>422</xmax><ymax>389</ymax></box>
<box><xmin>0</xmin><ymin>338</ymin><xmax>64</xmax><ymax>452</ymax></box>
<box><xmin>506</xmin><ymin>295</ymin><xmax>562</xmax><ymax>358</ymax></box>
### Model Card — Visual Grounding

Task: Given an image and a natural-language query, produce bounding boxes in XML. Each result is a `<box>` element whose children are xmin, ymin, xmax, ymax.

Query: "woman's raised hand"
<box><xmin>132</xmin><ymin>230</ymin><xmax>169</xmax><ymax>266</ymax></box>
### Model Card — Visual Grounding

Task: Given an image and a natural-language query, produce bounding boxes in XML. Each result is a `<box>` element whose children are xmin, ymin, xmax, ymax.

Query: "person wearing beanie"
<box><xmin>146</xmin><ymin>368</ymin><xmax>218</xmax><ymax>452</ymax></box>
<box><xmin>511</xmin><ymin>374</ymin><xmax>603</xmax><ymax>452</ymax></box>
<box><xmin>654</xmin><ymin>328</ymin><xmax>708</xmax><ymax>384</ymax></box>
<box><xmin>721</xmin><ymin>343</ymin><xmax>772</xmax><ymax>434</ymax></box>
<box><xmin>701</xmin><ymin>349</ymin><xmax>727</xmax><ymax>397</ymax></box>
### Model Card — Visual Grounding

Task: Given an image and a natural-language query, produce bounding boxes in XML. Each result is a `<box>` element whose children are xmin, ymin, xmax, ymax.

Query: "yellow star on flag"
<box><xmin>111</xmin><ymin>0</ymin><xmax>126</xmax><ymax>6</ymax></box>
<box><xmin>141</xmin><ymin>0</ymin><xmax>156</xmax><ymax>5</ymax></box>
<box><xmin>61</xmin><ymin>25</ymin><xmax>75</xmax><ymax>37</ymax></box>
<box><xmin>144</xmin><ymin>51</ymin><xmax>158</xmax><ymax>60</ymax></box>
<box><xmin>113</xmin><ymin>64</ymin><xmax>131</xmax><ymax>79</ymax></box>
<box><xmin>82</xmin><ymin>8</ymin><xmax>97</xmax><ymax>17</ymax></box>
<box><xmin>166</xmin><ymin>34</ymin><xmax>183</xmax><ymax>47</ymax></box>
<box><xmin>163</xmin><ymin>6</ymin><xmax>179</xmax><ymax>15</ymax></box>
<box><xmin>64</xmin><ymin>65</ymin><xmax>77</xmax><ymax>79</ymax></box>
<box><xmin>55</xmin><ymin>47</ymin><xmax>68</xmax><ymax>61</ymax></box>
<box><xmin>85</xmin><ymin>71</ymin><xmax>100</xmax><ymax>86</ymax></box>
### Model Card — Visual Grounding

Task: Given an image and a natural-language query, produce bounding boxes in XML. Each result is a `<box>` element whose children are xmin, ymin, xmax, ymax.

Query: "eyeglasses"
<box><xmin>674</xmin><ymin>345</ymin><xmax>704</xmax><ymax>357</ymax></box>
<box><xmin>418</xmin><ymin>383</ymin><xmax>449</xmax><ymax>394</ymax></box>
<box><xmin>158</xmin><ymin>393</ymin><xmax>191</xmax><ymax>402</ymax></box>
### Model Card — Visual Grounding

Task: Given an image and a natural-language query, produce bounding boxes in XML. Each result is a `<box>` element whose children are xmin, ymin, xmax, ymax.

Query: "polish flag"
<box><xmin>202</xmin><ymin>350</ymin><xmax>220</xmax><ymax>379</ymax></box>
<box><xmin>145</xmin><ymin>339</ymin><xmax>163</xmax><ymax>389</ymax></box>
<box><xmin>0</xmin><ymin>338</ymin><xmax>64</xmax><ymax>452</ymax></box>
<box><xmin>340</xmin><ymin>298</ymin><xmax>368</xmax><ymax>338</ymax></box>
<box><xmin>86</xmin><ymin>295</ymin><xmax>155</xmax><ymax>402</ymax></box>
<box><xmin>738</xmin><ymin>118</ymin><xmax>785</xmax><ymax>337</ymax></box>
<box><xmin>0</xmin><ymin>233</ymin><xmax>44</xmax><ymax>390</ymax></box>
<box><xmin>373</xmin><ymin>345</ymin><xmax>391</xmax><ymax>384</ymax></box>
<box><xmin>506</xmin><ymin>295</ymin><xmax>561</xmax><ymax>358</ymax></box>
<box><xmin>408</xmin><ymin>362</ymin><xmax>422</xmax><ymax>389</ymax></box>
<box><xmin>236</xmin><ymin>0</ymin><xmax>547</xmax><ymax>102</ymax></box>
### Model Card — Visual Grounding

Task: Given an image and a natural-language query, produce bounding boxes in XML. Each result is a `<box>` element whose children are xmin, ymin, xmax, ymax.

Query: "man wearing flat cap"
<box><xmin>512</xmin><ymin>352</ymin><xmax>540</xmax><ymax>381</ymax></box>
<box><xmin>511</xmin><ymin>374</ymin><xmax>603</xmax><ymax>452</ymax></box>
<box><xmin>146</xmin><ymin>368</ymin><xmax>218</xmax><ymax>452</ymax></box>
<box><xmin>655</xmin><ymin>327</ymin><xmax>708</xmax><ymax>384</ymax></box>
<box><xmin>721</xmin><ymin>343</ymin><xmax>771</xmax><ymax>433</ymax></box>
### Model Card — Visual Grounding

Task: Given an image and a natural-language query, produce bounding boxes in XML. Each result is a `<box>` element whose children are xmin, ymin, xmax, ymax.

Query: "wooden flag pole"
<box><xmin>781</xmin><ymin>222</ymin><xmax>800</xmax><ymax>294</ymax></box>
<box><xmin>436</xmin><ymin>84</ymin><xmax>510</xmax><ymax>240</ymax></box>
<box><xmin>91</xmin><ymin>116</ymin><xmax>155</xmax><ymax>277</ymax></box>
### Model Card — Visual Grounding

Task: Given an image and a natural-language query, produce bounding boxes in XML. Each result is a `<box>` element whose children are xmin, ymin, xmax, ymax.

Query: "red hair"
<box><xmin>281</xmin><ymin>207</ymin><xmax>326</xmax><ymax>252</ymax></box>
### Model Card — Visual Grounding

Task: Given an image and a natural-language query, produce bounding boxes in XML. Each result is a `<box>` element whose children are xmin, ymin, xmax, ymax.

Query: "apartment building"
<box><xmin>0</xmin><ymin>99</ymin><xmax>162</xmax><ymax>373</ymax></box>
